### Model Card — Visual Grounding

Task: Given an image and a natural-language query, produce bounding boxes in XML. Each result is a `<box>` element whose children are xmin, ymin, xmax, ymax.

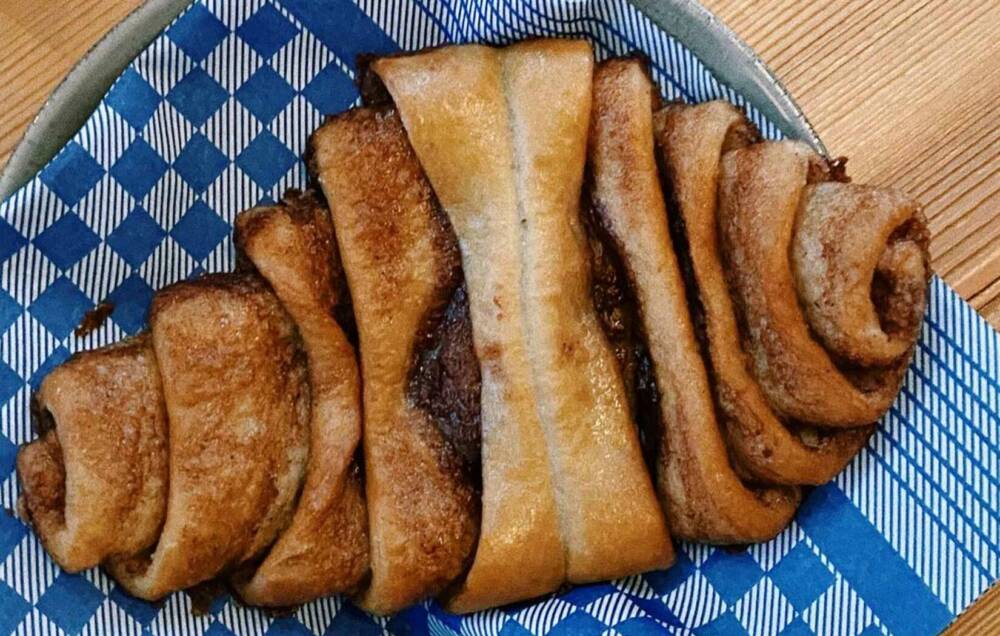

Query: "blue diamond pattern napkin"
<box><xmin>0</xmin><ymin>1</ymin><xmax>997</xmax><ymax>634</ymax></box>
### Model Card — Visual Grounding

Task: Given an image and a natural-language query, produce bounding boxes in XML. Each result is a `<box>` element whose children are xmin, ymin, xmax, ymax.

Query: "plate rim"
<box><xmin>0</xmin><ymin>0</ymin><xmax>191</xmax><ymax>202</ymax></box>
<box><xmin>0</xmin><ymin>0</ymin><xmax>825</xmax><ymax>203</ymax></box>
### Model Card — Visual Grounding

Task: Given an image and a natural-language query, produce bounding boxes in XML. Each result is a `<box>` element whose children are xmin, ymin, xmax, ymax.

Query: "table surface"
<box><xmin>0</xmin><ymin>0</ymin><xmax>997</xmax><ymax>632</ymax></box>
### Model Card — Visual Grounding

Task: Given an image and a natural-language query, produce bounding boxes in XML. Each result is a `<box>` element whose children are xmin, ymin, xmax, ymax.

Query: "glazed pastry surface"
<box><xmin>17</xmin><ymin>335</ymin><xmax>168</xmax><ymax>572</ymax></box>
<box><xmin>108</xmin><ymin>274</ymin><xmax>310</xmax><ymax>600</ymax></box>
<box><xmin>232</xmin><ymin>192</ymin><xmax>369</xmax><ymax>606</ymax></box>
<box><xmin>312</xmin><ymin>107</ymin><xmax>479</xmax><ymax>615</ymax></box>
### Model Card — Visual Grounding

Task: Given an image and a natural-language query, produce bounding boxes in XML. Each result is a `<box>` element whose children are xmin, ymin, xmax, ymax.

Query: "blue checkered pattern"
<box><xmin>0</xmin><ymin>1</ymin><xmax>996</xmax><ymax>634</ymax></box>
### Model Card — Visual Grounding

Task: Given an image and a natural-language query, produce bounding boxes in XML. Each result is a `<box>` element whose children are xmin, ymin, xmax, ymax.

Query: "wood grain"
<box><xmin>0</xmin><ymin>0</ymin><xmax>997</xmax><ymax>632</ymax></box>
<box><xmin>0</xmin><ymin>0</ymin><xmax>144</xmax><ymax>172</ymax></box>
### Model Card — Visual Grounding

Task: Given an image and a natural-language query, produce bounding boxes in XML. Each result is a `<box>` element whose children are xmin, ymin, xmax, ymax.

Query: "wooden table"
<box><xmin>1</xmin><ymin>0</ymin><xmax>997</xmax><ymax>632</ymax></box>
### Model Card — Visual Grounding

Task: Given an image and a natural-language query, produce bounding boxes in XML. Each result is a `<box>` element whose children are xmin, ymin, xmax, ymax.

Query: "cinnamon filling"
<box><xmin>408</xmin><ymin>281</ymin><xmax>482</xmax><ymax>489</ymax></box>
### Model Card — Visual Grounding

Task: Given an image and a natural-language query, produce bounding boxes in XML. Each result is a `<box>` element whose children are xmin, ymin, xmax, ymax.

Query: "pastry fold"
<box><xmin>374</xmin><ymin>40</ymin><xmax>672</xmax><ymax>602</ymax></box>
<box><xmin>717</xmin><ymin>141</ymin><xmax>929</xmax><ymax>428</ymax></box>
<box><xmin>653</xmin><ymin>102</ymin><xmax>873</xmax><ymax>484</ymax></box>
<box><xmin>310</xmin><ymin>107</ymin><xmax>479</xmax><ymax>615</ymax></box>
<box><xmin>368</xmin><ymin>46</ymin><xmax>566</xmax><ymax>613</ymax></box>
<box><xmin>108</xmin><ymin>274</ymin><xmax>310</xmax><ymax>600</ymax></box>
<box><xmin>587</xmin><ymin>59</ymin><xmax>799</xmax><ymax>543</ymax></box>
<box><xmin>232</xmin><ymin>191</ymin><xmax>369</xmax><ymax>606</ymax></box>
<box><xmin>17</xmin><ymin>335</ymin><xmax>168</xmax><ymax>572</ymax></box>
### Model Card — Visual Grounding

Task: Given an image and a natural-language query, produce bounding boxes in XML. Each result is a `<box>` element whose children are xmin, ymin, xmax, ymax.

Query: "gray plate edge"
<box><xmin>0</xmin><ymin>0</ymin><xmax>192</xmax><ymax>203</ymax></box>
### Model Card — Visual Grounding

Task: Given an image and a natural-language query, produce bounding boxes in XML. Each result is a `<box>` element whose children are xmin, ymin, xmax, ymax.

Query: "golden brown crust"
<box><xmin>718</xmin><ymin>142</ymin><xmax>928</xmax><ymax>427</ymax></box>
<box><xmin>502</xmin><ymin>43</ymin><xmax>674</xmax><ymax>582</ymax></box>
<box><xmin>17</xmin><ymin>334</ymin><xmax>167</xmax><ymax>572</ymax></box>
<box><xmin>232</xmin><ymin>193</ymin><xmax>369</xmax><ymax>606</ymax></box>
<box><xmin>310</xmin><ymin>107</ymin><xmax>478</xmax><ymax>615</ymax></box>
<box><xmin>376</xmin><ymin>41</ymin><xmax>672</xmax><ymax>604</ymax></box>
<box><xmin>234</xmin><ymin>190</ymin><xmax>347</xmax><ymax>319</ymax></box>
<box><xmin>588</xmin><ymin>59</ymin><xmax>799</xmax><ymax>543</ymax></box>
<box><xmin>108</xmin><ymin>273</ymin><xmax>310</xmax><ymax>600</ymax></box>
<box><xmin>653</xmin><ymin>101</ymin><xmax>873</xmax><ymax>485</ymax></box>
<box><xmin>372</xmin><ymin>45</ymin><xmax>567</xmax><ymax>613</ymax></box>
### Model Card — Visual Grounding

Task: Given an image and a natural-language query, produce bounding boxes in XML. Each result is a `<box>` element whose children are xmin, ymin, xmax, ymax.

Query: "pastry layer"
<box><xmin>587</xmin><ymin>59</ymin><xmax>799</xmax><ymax>543</ymax></box>
<box><xmin>371</xmin><ymin>46</ymin><xmax>567</xmax><ymax>613</ymax></box>
<box><xmin>375</xmin><ymin>40</ymin><xmax>672</xmax><ymax>605</ymax></box>
<box><xmin>311</xmin><ymin>107</ymin><xmax>479</xmax><ymax>615</ymax></box>
<box><xmin>108</xmin><ymin>273</ymin><xmax>310</xmax><ymax>600</ymax></box>
<box><xmin>653</xmin><ymin>102</ymin><xmax>873</xmax><ymax>485</ymax></box>
<box><xmin>718</xmin><ymin>142</ymin><xmax>928</xmax><ymax>428</ymax></box>
<box><xmin>502</xmin><ymin>42</ymin><xmax>674</xmax><ymax>581</ymax></box>
<box><xmin>18</xmin><ymin>335</ymin><xmax>168</xmax><ymax>572</ymax></box>
<box><xmin>232</xmin><ymin>191</ymin><xmax>369</xmax><ymax>606</ymax></box>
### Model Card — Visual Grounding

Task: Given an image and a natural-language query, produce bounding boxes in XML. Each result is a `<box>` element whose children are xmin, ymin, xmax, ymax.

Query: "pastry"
<box><xmin>368</xmin><ymin>43</ymin><xmax>567</xmax><ymax>613</ymax></box>
<box><xmin>374</xmin><ymin>40</ymin><xmax>673</xmax><ymax>597</ymax></box>
<box><xmin>232</xmin><ymin>191</ymin><xmax>369</xmax><ymax>606</ymax></box>
<box><xmin>14</xmin><ymin>36</ymin><xmax>932</xmax><ymax>615</ymax></box>
<box><xmin>107</xmin><ymin>274</ymin><xmax>310</xmax><ymax>600</ymax></box>
<box><xmin>587</xmin><ymin>59</ymin><xmax>799</xmax><ymax>543</ymax></box>
<box><xmin>310</xmin><ymin>107</ymin><xmax>479</xmax><ymax>614</ymax></box>
<box><xmin>717</xmin><ymin>141</ymin><xmax>929</xmax><ymax>428</ymax></box>
<box><xmin>17</xmin><ymin>335</ymin><xmax>167</xmax><ymax>572</ymax></box>
<box><xmin>653</xmin><ymin>102</ymin><xmax>873</xmax><ymax>484</ymax></box>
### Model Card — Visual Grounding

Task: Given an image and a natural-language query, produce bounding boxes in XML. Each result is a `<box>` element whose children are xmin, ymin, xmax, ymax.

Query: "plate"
<box><xmin>0</xmin><ymin>1</ymin><xmax>993</xmax><ymax>635</ymax></box>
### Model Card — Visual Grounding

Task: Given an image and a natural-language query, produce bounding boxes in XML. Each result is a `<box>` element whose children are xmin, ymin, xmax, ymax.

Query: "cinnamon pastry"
<box><xmin>17</xmin><ymin>335</ymin><xmax>167</xmax><ymax>572</ymax></box>
<box><xmin>13</xmin><ymin>36</ymin><xmax>933</xmax><ymax>615</ymax></box>
<box><xmin>107</xmin><ymin>274</ymin><xmax>310</xmax><ymax>600</ymax></box>
<box><xmin>232</xmin><ymin>191</ymin><xmax>368</xmax><ymax>606</ymax></box>
<box><xmin>310</xmin><ymin>107</ymin><xmax>479</xmax><ymax>614</ymax></box>
<box><xmin>653</xmin><ymin>102</ymin><xmax>873</xmax><ymax>484</ymax></box>
<box><xmin>587</xmin><ymin>59</ymin><xmax>799</xmax><ymax>543</ymax></box>
<box><xmin>374</xmin><ymin>40</ymin><xmax>672</xmax><ymax>596</ymax></box>
<box><xmin>717</xmin><ymin>141</ymin><xmax>929</xmax><ymax>428</ymax></box>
